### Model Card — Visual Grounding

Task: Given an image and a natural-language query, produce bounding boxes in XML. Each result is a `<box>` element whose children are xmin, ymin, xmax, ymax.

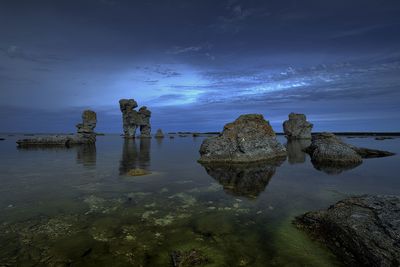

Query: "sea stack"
<box><xmin>283</xmin><ymin>113</ymin><xmax>313</xmax><ymax>139</ymax></box>
<box><xmin>155</xmin><ymin>129</ymin><xmax>165</xmax><ymax>138</ymax></box>
<box><xmin>16</xmin><ymin>110</ymin><xmax>97</xmax><ymax>147</ymax></box>
<box><xmin>119</xmin><ymin>99</ymin><xmax>152</xmax><ymax>138</ymax></box>
<box><xmin>198</xmin><ymin>114</ymin><xmax>286</xmax><ymax>163</ymax></box>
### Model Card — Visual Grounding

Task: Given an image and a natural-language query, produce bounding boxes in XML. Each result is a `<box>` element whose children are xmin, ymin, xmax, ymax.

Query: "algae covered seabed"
<box><xmin>0</xmin><ymin>135</ymin><xmax>399</xmax><ymax>266</ymax></box>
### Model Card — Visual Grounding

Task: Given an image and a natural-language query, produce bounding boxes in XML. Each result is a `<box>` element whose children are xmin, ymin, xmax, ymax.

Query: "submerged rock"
<box><xmin>305</xmin><ymin>133</ymin><xmax>395</xmax><ymax>170</ymax></box>
<box><xmin>171</xmin><ymin>249</ymin><xmax>209</xmax><ymax>267</ymax></box>
<box><xmin>283</xmin><ymin>113</ymin><xmax>313</xmax><ymax>139</ymax></box>
<box><xmin>126</xmin><ymin>168</ymin><xmax>151</xmax><ymax>176</ymax></box>
<box><xmin>200</xmin><ymin>158</ymin><xmax>284</xmax><ymax>198</ymax></box>
<box><xmin>155</xmin><ymin>129</ymin><xmax>165</xmax><ymax>138</ymax></box>
<box><xmin>294</xmin><ymin>195</ymin><xmax>400</xmax><ymax>267</ymax></box>
<box><xmin>199</xmin><ymin>114</ymin><xmax>286</xmax><ymax>163</ymax></box>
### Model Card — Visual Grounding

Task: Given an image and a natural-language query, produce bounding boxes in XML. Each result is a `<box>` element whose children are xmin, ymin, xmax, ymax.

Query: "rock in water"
<box><xmin>73</xmin><ymin>110</ymin><xmax>97</xmax><ymax>144</ymax></box>
<box><xmin>294</xmin><ymin>195</ymin><xmax>400</xmax><ymax>267</ymax></box>
<box><xmin>283</xmin><ymin>113</ymin><xmax>313</xmax><ymax>139</ymax></box>
<box><xmin>198</xmin><ymin>114</ymin><xmax>286</xmax><ymax>163</ymax></box>
<box><xmin>155</xmin><ymin>129</ymin><xmax>164</xmax><ymax>138</ymax></box>
<box><xmin>119</xmin><ymin>99</ymin><xmax>152</xmax><ymax>138</ymax></box>
<box><xmin>17</xmin><ymin>110</ymin><xmax>97</xmax><ymax>147</ymax></box>
<box><xmin>305</xmin><ymin>133</ymin><xmax>395</xmax><ymax>170</ymax></box>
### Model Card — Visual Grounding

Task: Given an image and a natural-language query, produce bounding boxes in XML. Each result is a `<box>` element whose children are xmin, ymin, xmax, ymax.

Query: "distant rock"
<box><xmin>375</xmin><ymin>136</ymin><xmax>394</xmax><ymax>140</ymax></box>
<box><xmin>200</xmin><ymin>158</ymin><xmax>284</xmax><ymax>198</ymax></box>
<box><xmin>154</xmin><ymin>129</ymin><xmax>165</xmax><ymax>138</ymax></box>
<box><xmin>199</xmin><ymin>114</ymin><xmax>286</xmax><ymax>163</ymax></box>
<box><xmin>283</xmin><ymin>113</ymin><xmax>313</xmax><ymax>139</ymax></box>
<box><xmin>304</xmin><ymin>133</ymin><xmax>395</xmax><ymax>170</ymax></box>
<box><xmin>0</xmin><ymin>138</ymin><xmax>5</xmax><ymax>141</ymax></box>
<box><xmin>294</xmin><ymin>195</ymin><xmax>400</xmax><ymax>267</ymax></box>
<box><xmin>17</xmin><ymin>110</ymin><xmax>97</xmax><ymax>147</ymax></box>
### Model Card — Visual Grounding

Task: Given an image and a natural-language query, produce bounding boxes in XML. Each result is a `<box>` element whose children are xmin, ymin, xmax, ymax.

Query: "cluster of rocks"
<box><xmin>17</xmin><ymin>110</ymin><xmax>97</xmax><ymax>147</ymax></box>
<box><xmin>294</xmin><ymin>195</ymin><xmax>400</xmax><ymax>267</ymax></box>
<box><xmin>119</xmin><ymin>99</ymin><xmax>151</xmax><ymax>138</ymax></box>
<box><xmin>283</xmin><ymin>113</ymin><xmax>313</xmax><ymax>139</ymax></box>
<box><xmin>199</xmin><ymin>114</ymin><xmax>286</xmax><ymax>163</ymax></box>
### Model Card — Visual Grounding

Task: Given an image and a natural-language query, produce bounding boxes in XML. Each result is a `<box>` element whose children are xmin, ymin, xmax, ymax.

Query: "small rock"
<box><xmin>126</xmin><ymin>168</ymin><xmax>151</xmax><ymax>176</ymax></box>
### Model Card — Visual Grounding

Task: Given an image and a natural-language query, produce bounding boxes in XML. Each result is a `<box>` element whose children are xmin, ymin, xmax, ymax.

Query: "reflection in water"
<box><xmin>311</xmin><ymin>161</ymin><xmax>362</xmax><ymax>175</ymax></box>
<box><xmin>286</xmin><ymin>139</ymin><xmax>311</xmax><ymax>164</ymax></box>
<box><xmin>200</xmin><ymin>158</ymin><xmax>285</xmax><ymax>199</ymax></box>
<box><xmin>119</xmin><ymin>138</ymin><xmax>151</xmax><ymax>175</ymax></box>
<box><xmin>76</xmin><ymin>145</ymin><xmax>96</xmax><ymax>167</ymax></box>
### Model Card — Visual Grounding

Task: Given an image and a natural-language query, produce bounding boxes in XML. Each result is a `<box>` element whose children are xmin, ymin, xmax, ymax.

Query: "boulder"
<box><xmin>304</xmin><ymin>133</ymin><xmax>395</xmax><ymax>169</ymax></box>
<box><xmin>283</xmin><ymin>113</ymin><xmax>313</xmax><ymax>139</ymax></box>
<box><xmin>198</xmin><ymin>114</ymin><xmax>286</xmax><ymax>163</ymax></box>
<box><xmin>294</xmin><ymin>195</ymin><xmax>400</xmax><ymax>267</ymax></box>
<box><xmin>154</xmin><ymin>129</ymin><xmax>164</xmax><ymax>138</ymax></box>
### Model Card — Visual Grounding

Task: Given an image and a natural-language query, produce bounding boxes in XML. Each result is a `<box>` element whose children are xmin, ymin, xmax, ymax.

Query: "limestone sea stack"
<box><xmin>155</xmin><ymin>129</ymin><xmax>165</xmax><ymax>138</ymax></box>
<box><xmin>119</xmin><ymin>99</ymin><xmax>152</xmax><ymax>138</ymax></box>
<box><xmin>294</xmin><ymin>195</ymin><xmax>400</xmax><ymax>266</ymax></box>
<box><xmin>305</xmin><ymin>133</ymin><xmax>395</xmax><ymax>169</ymax></box>
<box><xmin>283</xmin><ymin>113</ymin><xmax>313</xmax><ymax>139</ymax></box>
<box><xmin>17</xmin><ymin>110</ymin><xmax>97</xmax><ymax>147</ymax></box>
<box><xmin>198</xmin><ymin>114</ymin><xmax>286</xmax><ymax>163</ymax></box>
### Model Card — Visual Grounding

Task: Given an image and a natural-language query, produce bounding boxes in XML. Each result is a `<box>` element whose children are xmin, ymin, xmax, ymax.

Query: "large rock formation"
<box><xmin>304</xmin><ymin>133</ymin><xmax>395</xmax><ymax>170</ymax></box>
<box><xmin>198</xmin><ymin>114</ymin><xmax>286</xmax><ymax>163</ymax></box>
<box><xmin>119</xmin><ymin>99</ymin><xmax>151</xmax><ymax>138</ymax></box>
<box><xmin>200</xmin><ymin>158</ymin><xmax>284</xmax><ymax>198</ymax></box>
<box><xmin>283</xmin><ymin>113</ymin><xmax>313</xmax><ymax>139</ymax></box>
<box><xmin>17</xmin><ymin>110</ymin><xmax>97</xmax><ymax>147</ymax></box>
<box><xmin>294</xmin><ymin>195</ymin><xmax>400</xmax><ymax>267</ymax></box>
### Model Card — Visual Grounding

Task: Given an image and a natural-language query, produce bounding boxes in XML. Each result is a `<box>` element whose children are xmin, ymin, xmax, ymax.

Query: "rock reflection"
<box><xmin>76</xmin><ymin>144</ymin><xmax>97</xmax><ymax>167</ymax></box>
<box><xmin>200</xmin><ymin>158</ymin><xmax>285</xmax><ymax>199</ymax></box>
<box><xmin>286</xmin><ymin>139</ymin><xmax>311</xmax><ymax>164</ymax></box>
<box><xmin>119</xmin><ymin>138</ymin><xmax>151</xmax><ymax>175</ymax></box>
<box><xmin>311</xmin><ymin>161</ymin><xmax>362</xmax><ymax>175</ymax></box>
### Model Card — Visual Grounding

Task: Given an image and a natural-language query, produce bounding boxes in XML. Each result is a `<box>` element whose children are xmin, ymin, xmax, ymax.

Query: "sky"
<box><xmin>0</xmin><ymin>0</ymin><xmax>400</xmax><ymax>133</ymax></box>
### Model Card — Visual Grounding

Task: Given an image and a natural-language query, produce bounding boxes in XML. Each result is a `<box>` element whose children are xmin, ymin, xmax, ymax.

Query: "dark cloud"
<box><xmin>0</xmin><ymin>0</ymin><xmax>399</xmax><ymax>132</ymax></box>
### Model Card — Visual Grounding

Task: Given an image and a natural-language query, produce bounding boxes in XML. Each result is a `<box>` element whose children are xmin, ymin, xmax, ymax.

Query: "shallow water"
<box><xmin>0</xmin><ymin>134</ymin><xmax>399</xmax><ymax>266</ymax></box>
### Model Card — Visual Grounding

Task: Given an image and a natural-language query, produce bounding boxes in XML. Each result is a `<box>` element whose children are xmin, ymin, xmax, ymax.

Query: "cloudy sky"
<box><xmin>1</xmin><ymin>0</ymin><xmax>400</xmax><ymax>133</ymax></box>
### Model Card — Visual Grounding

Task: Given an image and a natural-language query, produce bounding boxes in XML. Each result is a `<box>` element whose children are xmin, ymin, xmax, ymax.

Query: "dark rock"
<box><xmin>200</xmin><ymin>158</ymin><xmax>284</xmax><ymax>198</ymax></box>
<box><xmin>294</xmin><ymin>195</ymin><xmax>400</xmax><ymax>267</ymax></box>
<box><xmin>199</xmin><ymin>114</ymin><xmax>286</xmax><ymax>163</ymax></box>
<box><xmin>305</xmin><ymin>133</ymin><xmax>363</xmax><ymax>166</ymax></box>
<box><xmin>350</xmin><ymin>146</ymin><xmax>396</xmax><ymax>158</ymax></box>
<box><xmin>283</xmin><ymin>113</ymin><xmax>313</xmax><ymax>139</ymax></box>
<box><xmin>0</xmin><ymin>138</ymin><xmax>5</xmax><ymax>141</ymax></box>
<box><xmin>305</xmin><ymin>133</ymin><xmax>395</xmax><ymax>170</ymax></box>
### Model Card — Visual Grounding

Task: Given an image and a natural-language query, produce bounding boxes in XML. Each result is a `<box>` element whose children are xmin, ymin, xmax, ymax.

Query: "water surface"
<box><xmin>0</xmin><ymin>134</ymin><xmax>399</xmax><ymax>266</ymax></box>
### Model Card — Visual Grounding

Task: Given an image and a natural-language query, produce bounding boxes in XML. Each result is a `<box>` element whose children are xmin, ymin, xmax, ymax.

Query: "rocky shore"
<box><xmin>294</xmin><ymin>195</ymin><xmax>400</xmax><ymax>267</ymax></box>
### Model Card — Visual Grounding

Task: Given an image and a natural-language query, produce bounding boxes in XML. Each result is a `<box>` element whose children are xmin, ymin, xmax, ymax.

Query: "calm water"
<box><xmin>0</xmin><ymin>134</ymin><xmax>399</xmax><ymax>266</ymax></box>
